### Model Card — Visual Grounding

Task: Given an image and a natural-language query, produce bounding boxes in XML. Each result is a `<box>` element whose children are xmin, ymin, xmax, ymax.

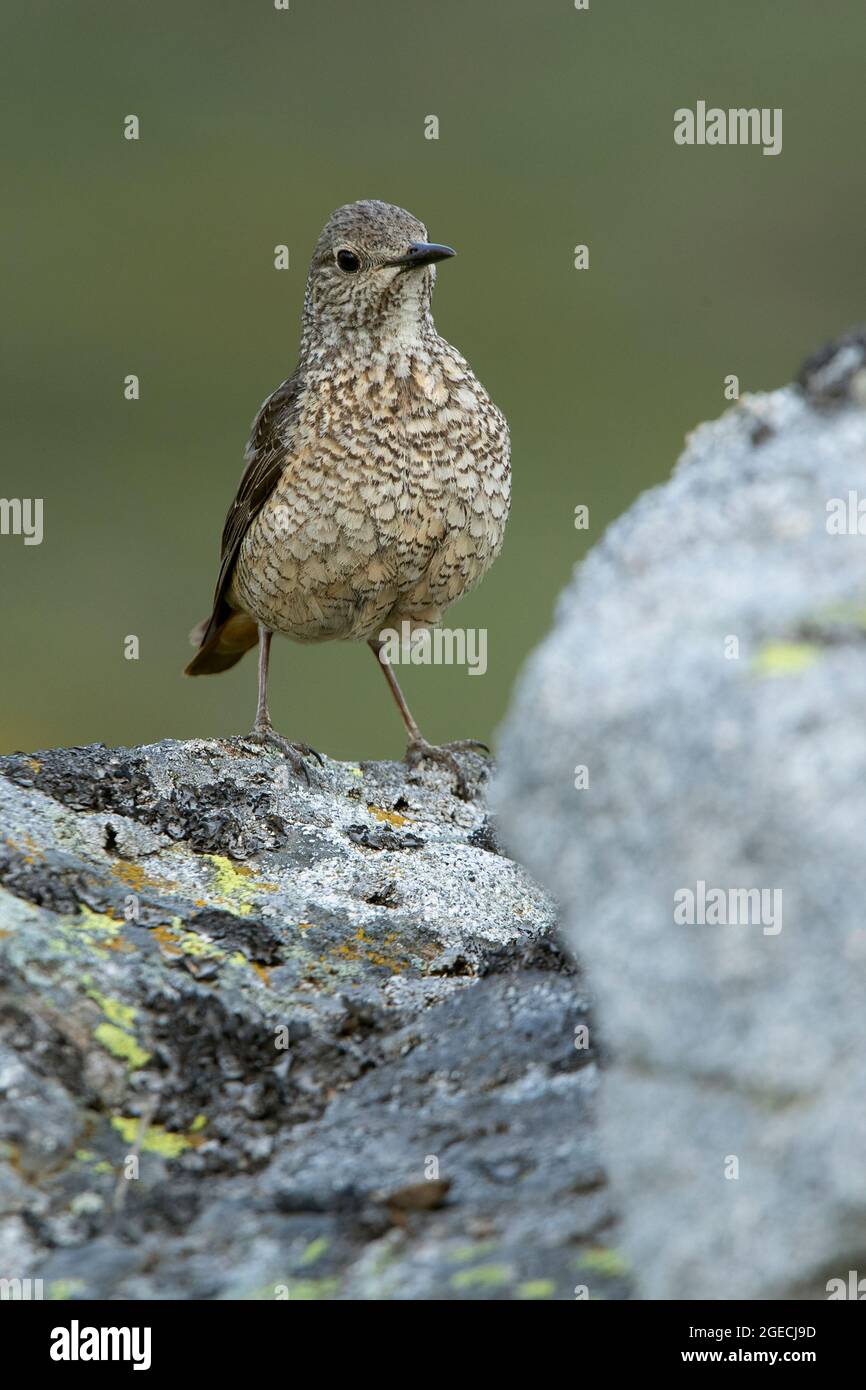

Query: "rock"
<box><xmin>495</xmin><ymin>331</ymin><xmax>866</xmax><ymax>1300</ymax></box>
<box><xmin>0</xmin><ymin>737</ymin><xmax>622</xmax><ymax>1300</ymax></box>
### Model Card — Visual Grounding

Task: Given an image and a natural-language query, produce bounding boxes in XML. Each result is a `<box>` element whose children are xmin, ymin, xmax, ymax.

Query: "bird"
<box><xmin>185</xmin><ymin>199</ymin><xmax>511</xmax><ymax>796</ymax></box>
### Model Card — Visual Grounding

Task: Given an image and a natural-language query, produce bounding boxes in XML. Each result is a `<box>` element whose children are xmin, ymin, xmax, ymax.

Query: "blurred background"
<box><xmin>2</xmin><ymin>0</ymin><xmax>864</xmax><ymax>758</ymax></box>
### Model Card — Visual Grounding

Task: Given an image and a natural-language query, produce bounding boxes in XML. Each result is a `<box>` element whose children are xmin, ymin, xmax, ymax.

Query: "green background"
<box><xmin>3</xmin><ymin>0</ymin><xmax>864</xmax><ymax>758</ymax></box>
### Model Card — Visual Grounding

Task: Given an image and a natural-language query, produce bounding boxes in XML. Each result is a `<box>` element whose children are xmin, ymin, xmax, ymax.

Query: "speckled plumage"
<box><xmin>230</xmin><ymin>204</ymin><xmax>509</xmax><ymax>641</ymax></box>
<box><xmin>187</xmin><ymin>199</ymin><xmax>510</xmax><ymax>788</ymax></box>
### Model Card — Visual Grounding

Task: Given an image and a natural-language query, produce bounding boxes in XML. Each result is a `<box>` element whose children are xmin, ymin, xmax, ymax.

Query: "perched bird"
<box><xmin>186</xmin><ymin>199</ymin><xmax>511</xmax><ymax>795</ymax></box>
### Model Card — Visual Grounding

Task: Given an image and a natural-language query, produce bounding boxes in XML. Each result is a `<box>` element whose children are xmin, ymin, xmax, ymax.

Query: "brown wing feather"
<box><xmin>194</xmin><ymin>371</ymin><xmax>304</xmax><ymax>649</ymax></box>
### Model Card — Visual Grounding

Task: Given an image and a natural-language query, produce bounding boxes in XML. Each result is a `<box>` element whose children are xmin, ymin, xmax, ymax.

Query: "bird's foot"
<box><xmin>404</xmin><ymin>737</ymin><xmax>490</xmax><ymax>800</ymax></box>
<box><xmin>243</xmin><ymin>725</ymin><xmax>324</xmax><ymax>783</ymax></box>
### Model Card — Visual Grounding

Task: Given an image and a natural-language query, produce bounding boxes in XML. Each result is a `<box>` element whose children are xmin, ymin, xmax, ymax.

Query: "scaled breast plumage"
<box><xmin>229</xmin><ymin>329</ymin><xmax>510</xmax><ymax>643</ymax></box>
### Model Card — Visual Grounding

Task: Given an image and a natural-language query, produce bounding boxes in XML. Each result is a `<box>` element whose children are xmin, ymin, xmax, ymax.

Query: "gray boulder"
<box><xmin>495</xmin><ymin>331</ymin><xmax>866</xmax><ymax>1300</ymax></box>
<box><xmin>0</xmin><ymin>737</ymin><xmax>622</xmax><ymax>1300</ymax></box>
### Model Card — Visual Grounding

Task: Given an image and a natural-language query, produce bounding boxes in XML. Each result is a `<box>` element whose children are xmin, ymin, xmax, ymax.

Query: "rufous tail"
<box><xmin>184</xmin><ymin>610</ymin><xmax>259</xmax><ymax>675</ymax></box>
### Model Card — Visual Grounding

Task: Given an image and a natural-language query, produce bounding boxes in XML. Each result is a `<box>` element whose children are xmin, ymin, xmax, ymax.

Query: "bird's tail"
<box><xmin>184</xmin><ymin>610</ymin><xmax>259</xmax><ymax>676</ymax></box>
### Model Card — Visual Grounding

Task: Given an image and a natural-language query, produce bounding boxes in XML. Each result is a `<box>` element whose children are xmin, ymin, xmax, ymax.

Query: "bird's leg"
<box><xmin>245</xmin><ymin>626</ymin><xmax>323</xmax><ymax>779</ymax></box>
<box><xmin>368</xmin><ymin>638</ymin><xmax>423</xmax><ymax>742</ymax></box>
<box><xmin>254</xmin><ymin>625</ymin><xmax>274</xmax><ymax>730</ymax></box>
<box><xmin>367</xmin><ymin>638</ymin><xmax>489</xmax><ymax>800</ymax></box>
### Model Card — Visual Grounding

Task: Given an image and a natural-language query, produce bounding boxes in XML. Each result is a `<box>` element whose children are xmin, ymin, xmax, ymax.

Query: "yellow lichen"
<box><xmin>203</xmin><ymin>854</ymin><xmax>276</xmax><ymax>916</ymax></box>
<box><xmin>63</xmin><ymin>906</ymin><xmax>128</xmax><ymax>953</ymax></box>
<box><xmin>71</xmin><ymin>906</ymin><xmax>122</xmax><ymax>935</ymax></box>
<box><xmin>517</xmin><ymin>1279</ymin><xmax>556</xmax><ymax>1299</ymax></box>
<box><xmin>152</xmin><ymin>918</ymin><xmax>224</xmax><ymax>961</ymax></box>
<box><xmin>93</xmin><ymin>1023</ymin><xmax>151</xmax><ymax>1070</ymax></box>
<box><xmin>48</xmin><ymin>1279</ymin><xmax>85</xmax><ymax>1301</ymax></box>
<box><xmin>299</xmin><ymin>1236</ymin><xmax>330</xmax><ymax>1266</ymax></box>
<box><xmin>577</xmin><ymin>1247</ymin><xmax>630</xmax><ymax>1276</ymax></box>
<box><xmin>108</xmin><ymin>860</ymin><xmax>177</xmax><ymax>894</ymax></box>
<box><xmin>173</xmin><ymin>929</ymin><xmax>224</xmax><ymax>959</ymax></box>
<box><xmin>751</xmin><ymin>641</ymin><xmax>820</xmax><ymax>677</ymax></box>
<box><xmin>111</xmin><ymin>1116</ymin><xmax>191</xmax><ymax>1158</ymax></box>
<box><xmin>449</xmin><ymin>1264</ymin><xmax>512</xmax><ymax>1290</ymax></box>
<box><xmin>151</xmin><ymin>924</ymin><xmax>184</xmax><ymax>957</ymax></box>
<box><xmin>280</xmin><ymin>1278</ymin><xmax>339</xmax><ymax>1300</ymax></box>
<box><xmin>334</xmin><ymin>927</ymin><xmax>408</xmax><ymax>973</ymax></box>
<box><xmin>86</xmin><ymin>989</ymin><xmax>137</xmax><ymax>1029</ymax></box>
<box><xmin>367</xmin><ymin>805</ymin><xmax>410</xmax><ymax>827</ymax></box>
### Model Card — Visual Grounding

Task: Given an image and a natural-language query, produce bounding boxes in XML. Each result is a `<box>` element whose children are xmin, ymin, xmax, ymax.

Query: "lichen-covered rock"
<box><xmin>0</xmin><ymin>738</ymin><xmax>621</xmax><ymax>1300</ymax></box>
<box><xmin>495</xmin><ymin>332</ymin><xmax>866</xmax><ymax>1300</ymax></box>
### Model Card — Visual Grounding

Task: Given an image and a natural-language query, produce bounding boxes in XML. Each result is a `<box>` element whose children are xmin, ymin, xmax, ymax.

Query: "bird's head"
<box><xmin>302</xmin><ymin>200</ymin><xmax>455</xmax><ymax>344</ymax></box>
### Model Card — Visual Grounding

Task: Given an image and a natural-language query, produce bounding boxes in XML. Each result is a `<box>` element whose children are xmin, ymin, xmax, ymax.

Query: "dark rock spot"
<box><xmin>797</xmin><ymin>325</ymin><xmax>866</xmax><ymax>404</ymax></box>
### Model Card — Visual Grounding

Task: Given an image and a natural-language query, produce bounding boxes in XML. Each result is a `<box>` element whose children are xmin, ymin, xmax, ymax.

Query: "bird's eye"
<box><xmin>336</xmin><ymin>249</ymin><xmax>361</xmax><ymax>273</ymax></box>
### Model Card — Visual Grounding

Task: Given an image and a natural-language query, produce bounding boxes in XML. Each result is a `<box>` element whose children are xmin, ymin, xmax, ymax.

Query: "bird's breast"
<box><xmin>230</xmin><ymin>342</ymin><xmax>510</xmax><ymax>641</ymax></box>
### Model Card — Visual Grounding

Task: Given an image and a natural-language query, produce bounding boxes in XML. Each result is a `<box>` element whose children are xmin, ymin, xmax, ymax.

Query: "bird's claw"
<box><xmin>404</xmin><ymin>738</ymin><xmax>490</xmax><ymax>800</ymax></box>
<box><xmin>243</xmin><ymin>726</ymin><xmax>324</xmax><ymax>782</ymax></box>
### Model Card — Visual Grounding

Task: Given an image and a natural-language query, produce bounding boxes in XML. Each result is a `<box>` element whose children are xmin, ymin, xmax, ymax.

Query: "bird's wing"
<box><xmin>199</xmin><ymin>371</ymin><xmax>304</xmax><ymax>644</ymax></box>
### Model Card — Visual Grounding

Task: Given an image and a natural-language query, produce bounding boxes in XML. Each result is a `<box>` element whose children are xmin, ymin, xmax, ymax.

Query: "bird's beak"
<box><xmin>385</xmin><ymin>242</ymin><xmax>456</xmax><ymax>270</ymax></box>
